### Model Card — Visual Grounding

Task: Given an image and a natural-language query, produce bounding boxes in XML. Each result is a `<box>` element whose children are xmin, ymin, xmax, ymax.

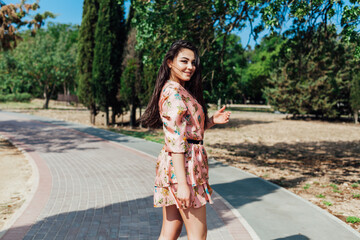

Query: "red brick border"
<box><xmin>0</xmin><ymin>131</ymin><xmax>52</xmax><ymax>240</ymax></box>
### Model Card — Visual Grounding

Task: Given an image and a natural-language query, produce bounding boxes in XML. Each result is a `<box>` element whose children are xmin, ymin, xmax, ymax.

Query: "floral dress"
<box><xmin>154</xmin><ymin>80</ymin><xmax>213</xmax><ymax>209</ymax></box>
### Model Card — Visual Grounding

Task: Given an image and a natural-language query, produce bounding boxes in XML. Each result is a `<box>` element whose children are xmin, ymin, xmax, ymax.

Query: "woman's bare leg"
<box><xmin>179</xmin><ymin>205</ymin><xmax>207</xmax><ymax>240</ymax></box>
<box><xmin>158</xmin><ymin>205</ymin><xmax>183</xmax><ymax>240</ymax></box>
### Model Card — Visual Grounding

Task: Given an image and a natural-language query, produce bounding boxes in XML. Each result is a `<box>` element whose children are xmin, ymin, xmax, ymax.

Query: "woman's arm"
<box><xmin>172</xmin><ymin>153</ymin><xmax>190</xmax><ymax>208</ymax></box>
<box><xmin>205</xmin><ymin>116</ymin><xmax>216</xmax><ymax>130</ymax></box>
<box><xmin>206</xmin><ymin>106</ymin><xmax>231</xmax><ymax>131</ymax></box>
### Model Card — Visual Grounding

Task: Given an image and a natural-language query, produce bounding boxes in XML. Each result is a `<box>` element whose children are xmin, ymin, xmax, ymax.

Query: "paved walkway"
<box><xmin>0</xmin><ymin>111</ymin><xmax>254</xmax><ymax>240</ymax></box>
<box><xmin>0</xmin><ymin>111</ymin><xmax>360</xmax><ymax>240</ymax></box>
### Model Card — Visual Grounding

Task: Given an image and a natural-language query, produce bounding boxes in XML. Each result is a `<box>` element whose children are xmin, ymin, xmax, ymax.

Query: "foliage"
<box><xmin>0</xmin><ymin>92</ymin><xmax>31</xmax><ymax>102</ymax></box>
<box><xmin>352</xmin><ymin>193</ymin><xmax>360</xmax><ymax>198</ymax></box>
<box><xmin>346</xmin><ymin>216</ymin><xmax>360</xmax><ymax>223</ymax></box>
<box><xmin>260</xmin><ymin>0</ymin><xmax>360</xmax><ymax>58</ymax></box>
<box><xmin>322</xmin><ymin>201</ymin><xmax>333</xmax><ymax>206</ymax></box>
<box><xmin>92</xmin><ymin>0</ymin><xmax>126</xmax><ymax>125</ymax></box>
<box><xmin>315</xmin><ymin>194</ymin><xmax>325</xmax><ymax>199</ymax></box>
<box><xmin>241</xmin><ymin>34</ymin><xmax>284</xmax><ymax>103</ymax></box>
<box><xmin>264</xmin><ymin>25</ymin><xmax>352</xmax><ymax>117</ymax></box>
<box><xmin>0</xmin><ymin>0</ymin><xmax>54</xmax><ymax>51</ymax></box>
<box><xmin>2</xmin><ymin>23</ymin><xmax>79</xmax><ymax>108</ymax></box>
<box><xmin>132</xmin><ymin>0</ymin><xmax>264</xmax><ymax>105</ymax></box>
<box><xmin>350</xmin><ymin>71</ymin><xmax>360</xmax><ymax>113</ymax></box>
<box><xmin>77</xmin><ymin>0</ymin><xmax>99</xmax><ymax>124</ymax></box>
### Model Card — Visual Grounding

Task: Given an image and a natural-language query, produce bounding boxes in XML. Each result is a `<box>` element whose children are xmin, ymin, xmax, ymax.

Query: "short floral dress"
<box><xmin>154</xmin><ymin>80</ymin><xmax>213</xmax><ymax>209</ymax></box>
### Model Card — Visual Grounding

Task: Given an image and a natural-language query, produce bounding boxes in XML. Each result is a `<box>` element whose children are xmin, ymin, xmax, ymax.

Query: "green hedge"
<box><xmin>0</xmin><ymin>93</ymin><xmax>32</xmax><ymax>102</ymax></box>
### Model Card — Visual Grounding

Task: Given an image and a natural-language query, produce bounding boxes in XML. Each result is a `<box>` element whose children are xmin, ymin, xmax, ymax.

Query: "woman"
<box><xmin>141</xmin><ymin>40</ymin><xmax>231</xmax><ymax>240</ymax></box>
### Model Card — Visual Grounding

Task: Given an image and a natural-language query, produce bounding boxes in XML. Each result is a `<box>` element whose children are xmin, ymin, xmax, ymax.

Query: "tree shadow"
<box><xmin>0</xmin><ymin>120</ymin><xmax>106</xmax><ymax>153</ymax></box>
<box><xmin>208</xmin><ymin>140</ymin><xmax>360</xmax><ymax>187</ymax></box>
<box><xmin>0</xmin><ymin>195</ymin><xmax>239</xmax><ymax>240</ymax></box>
<box><xmin>211</xmin><ymin>118</ymin><xmax>274</xmax><ymax>129</ymax></box>
<box><xmin>273</xmin><ymin>234</ymin><xmax>310</xmax><ymax>240</ymax></box>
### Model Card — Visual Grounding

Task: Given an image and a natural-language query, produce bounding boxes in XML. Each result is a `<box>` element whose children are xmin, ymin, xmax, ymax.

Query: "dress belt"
<box><xmin>187</xmin><ymin>139</ymin><xmax>203</xmax><ymax>145</ymax></box>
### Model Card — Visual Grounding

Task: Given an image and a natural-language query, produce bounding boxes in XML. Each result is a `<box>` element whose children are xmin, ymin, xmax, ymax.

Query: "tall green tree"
<box><xmin>350</xmin><ymin>72</ymin><xmax>360</xmax><ymax>124</ymax></box>
<box><xmin>264</xmin><ymin>24</ymin><xmax>348</xmax><ymax>118</ymax></box>
<box><xmin>77</xmin><ymin>0</ymin><xmax>99</xmax><ymax>124</ymax></box>
<box><xmin>92</xmin><ymin>0</ymin><xmax>126</xmax><ymax>126</ymax></box>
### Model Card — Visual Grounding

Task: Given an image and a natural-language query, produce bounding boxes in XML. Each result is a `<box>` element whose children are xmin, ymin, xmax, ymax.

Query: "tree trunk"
<box><xmin>355</xmin><ymin>110</ymin><xmax>359</xmax><ymax>124</ymax></box>
<box><xmin>130</xmin><ymin>103</ymin><xmax>136</xmax><ymax>129</ymax></box>
<box><xmin>139</xmin><ymin>105</ymin><xmax>142</xmax><ymax>128</ymax></box>
<box><xmin>111</xmin><ymin>107</ymin><xmax>116</xmax><ymax>126</ymax></box>
<box><xmin>43</xmin><ymin>84</ymin><xmax>56</xmax><ymax>109</ymax></box>
<box><xmin>90</xmin><ymin>104</ymin><xmax>96</xmax><ymax>125</ymax></box>
<box><xmin>217</xmin><ymin>98</ymin><xmax>221</xmax><ymax>110</ymax></box>
<box><xmin>43</xmin><ymin>96</ymin><xmax>50</xmax><ymax>109</ymax></box>
<box><xmin>105</xmin><ymin>107</ymin><xmax>109</xmax><ymax>126</ymax></box>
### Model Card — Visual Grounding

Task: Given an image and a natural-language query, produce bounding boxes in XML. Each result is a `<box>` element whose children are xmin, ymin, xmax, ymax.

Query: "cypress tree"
<box><xmin>77</xmin><ymin>0</ymin><xmax>99</xmax><ymax>124</ymax></box>
<box><xmin>350</xmin><ymin>72</ymin><xmax>360</xmax><ymax>124</ymax></box>
<box><xmin>92</xmin><ymin>0</ymin><xmax>126</xmax><ymax>126</ymax></box>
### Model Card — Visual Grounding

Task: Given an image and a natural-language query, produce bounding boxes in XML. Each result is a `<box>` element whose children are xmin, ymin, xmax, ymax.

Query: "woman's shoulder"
<box><xmin>161</xmin><ymin>80</ymin><xmax>183</xmax><ymax>97</ymax></box>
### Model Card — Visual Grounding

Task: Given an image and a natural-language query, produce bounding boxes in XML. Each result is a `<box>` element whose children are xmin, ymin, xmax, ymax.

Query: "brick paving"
<box><xmin>0</xmin><ymin>112</ymin><xmax>253</xmax><ymax>240</ymax></box>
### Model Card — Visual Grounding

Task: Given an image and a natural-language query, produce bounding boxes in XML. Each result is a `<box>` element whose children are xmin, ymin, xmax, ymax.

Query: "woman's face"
<box><xmin>168</xmin><ymin>48</ymin><xmax>196</xmax><ymax>84</ymax></box>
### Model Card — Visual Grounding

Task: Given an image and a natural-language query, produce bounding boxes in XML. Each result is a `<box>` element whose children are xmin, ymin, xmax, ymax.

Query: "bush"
<box><xmin>0</xmin><ymin>93</ymin><xmax>32</xmax><ymax>102</ymax></box>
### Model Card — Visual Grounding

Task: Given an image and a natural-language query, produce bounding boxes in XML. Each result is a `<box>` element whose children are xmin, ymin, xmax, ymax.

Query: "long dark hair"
<box><xmin>140</xmin><ymin>40</ymin><xmax>209</xmax><ymax>129</ymax></box>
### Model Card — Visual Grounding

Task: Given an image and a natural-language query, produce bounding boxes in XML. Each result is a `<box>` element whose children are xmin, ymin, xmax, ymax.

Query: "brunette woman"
<box><xmin>141</xmin><ymin>40</ymin><xmax>231</xmax><ymax>240</ymax></box>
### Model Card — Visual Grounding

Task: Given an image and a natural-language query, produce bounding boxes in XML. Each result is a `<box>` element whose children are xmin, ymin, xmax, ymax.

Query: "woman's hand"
<box><xmin>213</xmin><ymin>105</ymin><xmax>231</xmax><ymax>124</ymax></box>
<box><xmin>177</xmin><ymin>183</ymin><xmax>191</xmax><ymax>209</ymax></box>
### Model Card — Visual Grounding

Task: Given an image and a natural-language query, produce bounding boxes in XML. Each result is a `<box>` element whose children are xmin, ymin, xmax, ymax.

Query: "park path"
<box><xmin>0</xmin><ymin>111</ymin><xmax>253</xmax><ymax>240</ymax></box>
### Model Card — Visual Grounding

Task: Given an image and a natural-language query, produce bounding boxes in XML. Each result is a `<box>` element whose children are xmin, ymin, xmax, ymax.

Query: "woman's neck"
<box><xmin>169</xmin><ymin>75</ymin><xmax>185</xmax><ymax>87</ymax></box>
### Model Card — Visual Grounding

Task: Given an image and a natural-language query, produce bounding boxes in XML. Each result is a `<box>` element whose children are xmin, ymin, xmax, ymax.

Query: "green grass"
<box><xmin>329</xmin><ymin>183</ymin><xmax>338</xmax><ymax>190</ymax></box>
<box><xmin>346</xmin><ymin>216</ymin><xmax>360</xmax><ymax>223</ymax></box>
<box><xmin>352</xmin><ymin>193</ymin><xmax>360</xmax><ymax>198</ymax></box>
<box><xmin>108</xmin><ymin>128</ymin><xmax>165</xmax><ymax>144</ymax></box>
<box><xmin>316</xmin><ymin>194</ymin><xmax>326</xmax><ymax>198</ymax></box>
<box><xmin>323</xmin><ymin>201</ymin><xmax>333</xmax><ymax>206</ymax></box>
<box><xmin>303</xmin><ymin>183</ymin><xmax>311</xmax><ymax>190</ymax></box>
<box><xmin>351</xmin><ymin>183</ymin><xmax>359</xmax><ymax>188</ymax></box>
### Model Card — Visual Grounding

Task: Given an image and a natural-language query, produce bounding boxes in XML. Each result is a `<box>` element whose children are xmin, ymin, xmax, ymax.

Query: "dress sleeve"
<box><xmin>160</xmin><ymin>88</ymin><xmax>187</xmax><ymax>153</ymax></box>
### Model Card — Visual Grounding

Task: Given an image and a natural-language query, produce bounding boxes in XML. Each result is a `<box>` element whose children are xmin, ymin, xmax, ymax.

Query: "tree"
<box><xmin>264</xmin><ymin>24</ymin><xmax>349</xmax><ymax>118</ymax></box>
<box><xmin>92</xmin><ymin>0</ymin><xmax>126</xmax><ymax>126</ymax></box>
<box><xmin>132</xmin><ymin>0</ymin><xmax>264</xmax><ymax>107</ymax></box>
<box><xmin>12</xmin><ymin>24</ymin><xmax>78</xmax><ymax>108</ymax></box>
<box><xmin>77</xmin><ymin>0</ymin><xmax>99</xmax><ymax>125</ymax></box>
<box><xmin>240</xmin><ymin>34</ymin><xmax>284</xmax><ymax>103</ymax></box>
<box><xmin>0</xmin><ymin>0</ymin><xmax>54</xmax><ymax>51</ymax></box>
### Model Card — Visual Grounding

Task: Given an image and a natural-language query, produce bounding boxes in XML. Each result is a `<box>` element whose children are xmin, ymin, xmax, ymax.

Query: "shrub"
<box><xmin>0</xmin><ymin>93</ymin><xmax>32</xmax><ymax>102</ymax></box>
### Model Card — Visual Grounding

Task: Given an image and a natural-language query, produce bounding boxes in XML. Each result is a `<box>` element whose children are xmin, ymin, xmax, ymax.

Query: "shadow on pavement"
<box><xmin>211</xmin><ymin>177</ymin><xmax>279</xmax><ymax>208</ymax></box>
<box><xmin>273</xmin><ymin>234</ymin><xmax>310</xmax><ymax>240</ymax></box>
<box><xmin>0</xmin><ymin>120</ymin><xmax>104</xmax><ymax>153</ymax></box>
<box><xmin>0</xmin><ymin>195</ymin><xmax>231</xmax><ymax>240</ymax></box>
